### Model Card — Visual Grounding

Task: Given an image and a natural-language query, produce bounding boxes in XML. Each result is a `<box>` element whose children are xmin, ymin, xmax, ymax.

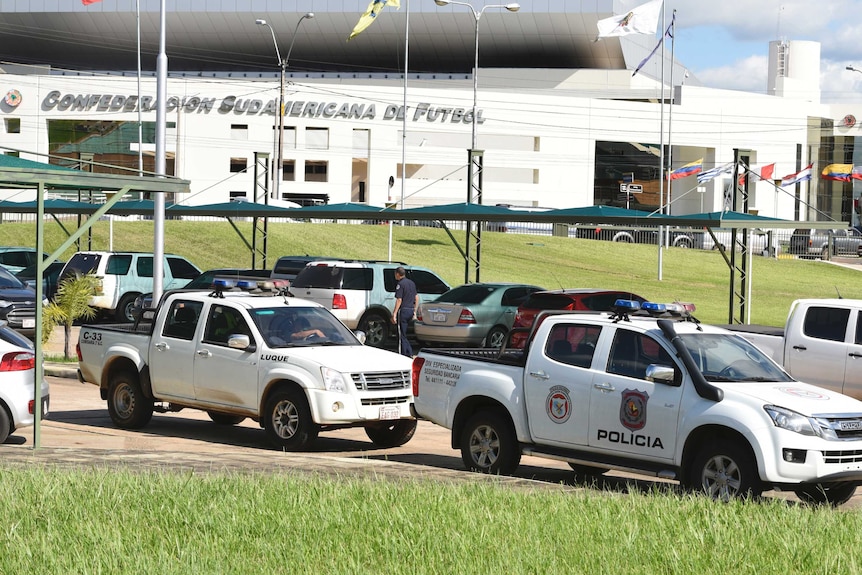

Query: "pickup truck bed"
<box><xmin>418</xmin><ymin>347</ymin><xmax>526</xmax><ymax>367</ymax></box>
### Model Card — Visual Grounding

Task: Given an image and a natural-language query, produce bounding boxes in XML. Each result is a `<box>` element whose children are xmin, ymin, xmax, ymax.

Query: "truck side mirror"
<box><xmin>228</xmin><ymin>334</ymin><xmax>255</xmax><ymax>352</ymax></box>
<box><xmin>646</xmin><ymin>364</ymin><xmax>677</xmax><ymax>385</ymax></box>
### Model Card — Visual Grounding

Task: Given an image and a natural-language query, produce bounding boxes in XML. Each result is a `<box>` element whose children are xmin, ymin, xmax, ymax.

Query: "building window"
<box><xmin>282</xmin><ymin>126</ymin><xmax>296</xmax><ymax>149</ymax></box>
<box><xmin>4</xmin><ymin>151</ymin><xmax>19</xmax><ymax>158</ymax></box>
<box><xmin>282</xmin><ymin>160</ymin><xmax>295</xmax><ymax>182</ymax></box>
<box><xmin>230</xmin><ymin>157</ymin><xmax>247</xmax><ymax>173</ymax></box>
<box><xmin>306</xmin><ymin>127</ymin><xmax>329</xmax><ymax>150</ymax></box>
<box><xmin>230</xmin><ymin>124</ymin><xmax>248</xmax><ymax>140</ymax></box>
<box><xmin>229</xmin><ymin>191</ymin><xmax>247</xmax><ymax>201</ymax></box>
<box><xmin>5</xmin><ymin>118</ymin><xmax>20</xmax><ymax>134</ymax></box>
<box><xmin>305</xmin><ymin>161</ymin><xmax>328</xmax><ymax>183</ymax></box>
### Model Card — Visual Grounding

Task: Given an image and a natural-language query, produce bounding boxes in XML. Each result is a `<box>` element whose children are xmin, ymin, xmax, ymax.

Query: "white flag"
<box><xmin>597</xmin><ymin>0</ymin><xmax>663</xmax><ymax>39</ymax></box>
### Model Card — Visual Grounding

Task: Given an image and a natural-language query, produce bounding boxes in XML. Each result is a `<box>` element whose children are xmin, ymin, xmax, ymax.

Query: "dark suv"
<box><xmin>0</xmin><ymin>265</ymin><xmax>41</xmax><ymax>338</ymax></box>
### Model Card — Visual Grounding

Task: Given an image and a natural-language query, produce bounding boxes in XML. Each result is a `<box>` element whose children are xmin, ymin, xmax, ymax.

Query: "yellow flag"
<box><xmin>348</xmin><ymin>0</ymin><xmax>401</xmax><ymax>41</ymax></box>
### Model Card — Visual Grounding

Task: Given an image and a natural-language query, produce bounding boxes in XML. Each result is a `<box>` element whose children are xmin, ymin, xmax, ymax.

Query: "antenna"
<box><xmin>836</xmin><ymin>286</ymin><xmax>843</xmax><ymax>299</ymax></box>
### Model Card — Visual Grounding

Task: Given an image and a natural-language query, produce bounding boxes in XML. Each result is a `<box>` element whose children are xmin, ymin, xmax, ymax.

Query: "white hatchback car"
<box><xmin>0</xmin><ymin>323</ymin><xmax>49</xmax><ymax>443</ymax></box>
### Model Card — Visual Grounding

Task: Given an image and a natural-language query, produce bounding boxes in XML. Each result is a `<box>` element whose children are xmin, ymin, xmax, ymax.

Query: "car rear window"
<box><xmin>433</xmin><ymin>284</ymin><xmax>495</xmax><ymax>304</ymax></box>
<box><xmin>62</xmin><ymin>253</ymin><xmax>102</xmax><ymax>277</ymax></box>
<box><xmin>292</xmin><ymin>266</ymin><xmax>373</xmax><ymax>290</ymax></box>
<box><xmin>523</xmin><ymin>293</ymin><xmax>578</xmax><ymax>310</ymax></box>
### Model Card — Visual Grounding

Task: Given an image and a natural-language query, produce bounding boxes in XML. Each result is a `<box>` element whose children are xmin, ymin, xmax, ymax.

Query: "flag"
<box><xmin>596</xmin><ymin>0</ymin><xmax>663</xmax><ymax>38</ymax></box>
<box><xmin>780</xmin><ymin>163</ymin><xmax>813</xmax><ymax>187</ymax></box>
<box><xmin>697</xmin><ymin>162</ymin><xmax>734</xmax><ymax>184</ymax></box>
<box><xmin>348</xmin><ymin>0</ymin><xmax>400</xmax><ymax>41</ymax></box>
<box><xmin>820</xmin><ymin>163</ymin><xmax>862</xmax><ymax>182</ymax></box>
<box><xmin>738</xmin><ymin>163</ymin><xmax>775</xmax><ymax>185</ymax></box>
<box><xmin>632</xmin><ymin>12</ymin><xmax>674</xmax><ymax>77</ymax></box>
<box><xmin>668</xmin><ymin>158</ymin><xmax>703</xmax><ymax>181</ymax></box>
<box><xmin>82</xmin><ymin>0</ymin><xmax>102</xmax><ymax>4</ymax></box>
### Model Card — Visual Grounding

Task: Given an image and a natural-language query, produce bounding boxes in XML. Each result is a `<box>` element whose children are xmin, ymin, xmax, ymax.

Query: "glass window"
<box><xmin>407</xmin><ymin>270</ymin><xmax>449</xmax><ymax>295</ymax></box>
<box><xmin>607</xmin><ymin>329</ymin><xmax>677</xmax><ymax>381</ymax></box>
<box><xmin>856</xmin><ymin>311</ymin><xmax>862</xmax><ymax>345</ymax></box>
<box><xmin>135</xmin><ymin>257</ymin><xmax>154</xmax><ymax>278</ymax></box>
<box><xmin>105</xmin><ymin>255</ymin><xmax>132</xmax><ymax>275</ymax></box>
<box><xmin>230</xmin><ymin>157</ymin><xmax>247</xmax><ymax>173</ymax></box>
<box><xmin>204</xmin><ymin>305</ymin><xmax>252</xmax><ymax>346</ymax></box>
<box><xmin>5</xmin><ymin>118</ymin><xmax>20</xmax><ymax>134</ymax></box>
<box><xmin>545</xmin><ymin>324</ymin><xmax>601</xmax><ymax>368</ymax></box>
<box><xmin>305</xmin><ymin>160</ymin><xmax>328</xmax><ymax>182</ymax></box>
<box><xmin>282</xmin><ymin>160</ymin><xmax>295</xmax><ymax>181</ymax></box>
<box><xmin>162</xmin><ymin>300</ymin><xmax>203</xmax><ymax>340</ymax></box>
<box><xmin>803</xmin><ymin>306</ymin><xmax>849</xmax><ymax>342</ymax></box>
<box><xmin>230</xmin><ymin>124</ymin><xmax>248</xmax><ymax>140</ymax></box>
<box><xmin>167</xmin><ymin>257</ymin><xmax>200</xmax><ymax>280</ymax></box>
<box><xmin>306</xmin><ymin>127</ymin><xmax>329</xmax><ymax>150</ymax></box>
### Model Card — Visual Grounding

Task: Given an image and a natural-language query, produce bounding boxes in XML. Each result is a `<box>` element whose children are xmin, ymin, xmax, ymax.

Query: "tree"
<box><xmin>42</xmin><ymin>273</ymin><xmax>99</xmax><ymax>359</ymax></box>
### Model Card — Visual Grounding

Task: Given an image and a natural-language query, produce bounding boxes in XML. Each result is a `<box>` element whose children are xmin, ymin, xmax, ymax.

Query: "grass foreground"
<box><xmin>0</xmin><ymin>467</ymin><xmax>860</xmax><ymax>574</ymax></box>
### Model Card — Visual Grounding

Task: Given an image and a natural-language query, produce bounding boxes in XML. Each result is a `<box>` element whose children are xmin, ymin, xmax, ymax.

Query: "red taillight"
<box><xmin>457</xmin><ymin>309</ymin><xmax>476</xmax><ymax>324</ymax></box>
<box><xmin>412</xmin><ymin>357</ymin><xmax>425</xmax><ymax>396</ymax></box>
<box><xmin>332</xmin><ymin>294</ymin><xmax>347</xmax><ymax>309</ymax></box>
<box><xmin>513</xmin><ymin>310</ymin><xmax>526</xmax><ymax>327</ymax></box>
<box><xmin>0</xmin><ymin>351</ymin><xmax>35</xmax><ymax>372</ymax></box>
<box><xmin>28</xmin><ymin>400</ymin><xmax>35</xmax><ymax>415</ymax></box>
<box><xmin>416</xmin><ymin>307</ymin><xmax>423</xmax><ymax>322</ymax></box>
<box><xmin>76</xmin><ymin>343</ymin><xmax>83</xmax><ymax>361</ymax></box>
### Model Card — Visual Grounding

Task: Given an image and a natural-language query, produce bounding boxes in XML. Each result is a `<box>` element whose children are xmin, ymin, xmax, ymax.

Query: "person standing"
<box><xmin>391</xmin><ymin>266</ymin><xmax>418</xmax><ymax>357</ymax></box>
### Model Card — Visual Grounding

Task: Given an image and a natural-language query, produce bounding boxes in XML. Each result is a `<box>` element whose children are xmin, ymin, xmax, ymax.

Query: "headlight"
<box><xmin>321</xmin><ymin>367</ymin><xmax>349</xmax><ymax>393</ymax></box>
<box><xmin>0</xmin><ymin>300</ymin><xmax>10</xmax><ymax>308</ymax></box>
<box><xmin>764</xmin><ymin>405</ymin><xmax>820</xmax><ymax>437</ymax></box>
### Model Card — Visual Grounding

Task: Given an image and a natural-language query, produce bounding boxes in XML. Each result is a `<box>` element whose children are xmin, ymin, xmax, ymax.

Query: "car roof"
<box><xmin>531</xmin><ymin>288</ymin><xmax>638</xmax><ymax>296</ymax></box>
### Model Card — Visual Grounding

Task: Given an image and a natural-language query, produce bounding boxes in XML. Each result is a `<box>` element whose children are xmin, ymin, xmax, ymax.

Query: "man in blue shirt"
<box><xmin>391</xmin><ymin>266</ymin><xmax>418</xmax><ymax>356</ymax></box>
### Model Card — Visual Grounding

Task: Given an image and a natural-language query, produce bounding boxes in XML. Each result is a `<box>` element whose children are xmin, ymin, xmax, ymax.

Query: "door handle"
<box><xmin>529</xmin><ymin>370</ymin><xmax>550</xmax><ymax>380</ymax></box>
<box><xmin>594</xmin><ymin>382</ymin><xmax>616</xmax><ymax>392</ymax></box>
<box><xmin>154</xmin><ymin>342</ymin><xmax>168</xmax><ymax>351</ymax></box>
<box><xmin>196</xmin><ymin>349</ymin><xmax>212</xmax><ymax>358</ymax></box>
<box><xmin>850</xmin><ymin>353</ymin><xmax>862</xmax><ymax>359</ymax></box>
<box><xmin>792</xmin><ymin>345</ymin><xmax>807</xmax><ymax>351</ymax></box>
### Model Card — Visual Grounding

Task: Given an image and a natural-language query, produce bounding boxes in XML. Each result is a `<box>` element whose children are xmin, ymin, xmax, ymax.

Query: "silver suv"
<box><xmin>789</xmin><ymin>228</ymin><xmax>862</xmax><ymax>259</ymax></box>
<box><xmin>290</xmin><ymin>260</ymin><xmax>450</xmax><ymax>347</ymax></box>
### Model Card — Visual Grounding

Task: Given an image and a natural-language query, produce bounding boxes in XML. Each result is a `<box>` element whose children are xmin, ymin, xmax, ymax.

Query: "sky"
<box><xmin>650</xmin><ymin>0</ymin><xmax>862</xmax><ymax>104</ymax></box>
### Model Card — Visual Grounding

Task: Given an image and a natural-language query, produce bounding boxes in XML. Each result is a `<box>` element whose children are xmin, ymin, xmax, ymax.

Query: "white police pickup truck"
<box><xmin>77</xmin><ymin>278</ymin><xmax>416</xmax><ymax>450</ymax></box>
<box><xmin>412</xmin><ymin>300</ymin><xmax>862</xmax><ymax>505</ymax></box>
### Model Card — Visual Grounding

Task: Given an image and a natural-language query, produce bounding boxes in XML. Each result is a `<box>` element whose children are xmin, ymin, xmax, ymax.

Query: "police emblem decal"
<box><xmin>546</xmin><ymin>385</ymin><xmax>571</xmax><ymax>424</ymax></box>
<box><xmin>620</xmin><ymin>389</ymin><xmax>649</xmax><ymax>430</ymax></box>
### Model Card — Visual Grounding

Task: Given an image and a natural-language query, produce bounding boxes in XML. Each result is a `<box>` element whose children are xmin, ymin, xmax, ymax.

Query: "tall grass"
<box><xmin>6</xmin><ymin>219</ymin><xmax>861</xmax><ymax>326</ymax></box>
<box><xmin>0</xmin><ymin>467</ymin><xmax>859</xmax><ymax>574</ymax></box>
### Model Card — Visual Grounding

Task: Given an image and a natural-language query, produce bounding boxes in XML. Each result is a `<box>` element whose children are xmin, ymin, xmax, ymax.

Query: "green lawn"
<box><xmin>13</xmin><ymin>218</ymin><xmax>860</xmax><ymax>326</ymax></box>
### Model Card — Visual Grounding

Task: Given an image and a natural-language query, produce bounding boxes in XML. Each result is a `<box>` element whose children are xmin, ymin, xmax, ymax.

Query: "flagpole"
<box><xmin>664</xmin><ymin>10</ymin><xmax>675</xmax><ymax>254</ymax></box>
<box><xmin>657</xmin><ymin>6</ymin><xmax>666</xmax><ymax>281</ymax></box>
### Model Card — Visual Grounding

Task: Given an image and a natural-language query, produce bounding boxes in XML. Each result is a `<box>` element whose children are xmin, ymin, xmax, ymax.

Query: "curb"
<box><xmin>44</xmin><ymin>363</ymin><xmax>78</xmax><ymax>379</ymax></box>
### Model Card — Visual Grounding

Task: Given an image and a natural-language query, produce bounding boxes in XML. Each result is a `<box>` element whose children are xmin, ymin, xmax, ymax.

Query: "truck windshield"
<box><xmin>249</xmin><ymin>306</ymin><xmax>359</xmax><ymax>348</ymax></box>
<box><xmin>679</xmin><ymin>333</ymin><xmax>793</xmax><ymax>382</ymax></box>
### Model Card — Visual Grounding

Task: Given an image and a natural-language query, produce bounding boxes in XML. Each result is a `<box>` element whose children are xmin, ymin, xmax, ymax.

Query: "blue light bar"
<box><xmin>613</xmin><ymin>299</ymin><xmax>641</xmax><ymax>312</ymax></box>
<box><xmin>212</xmin><ymin>278</ymin><xmax>237</xmax><ymax>289</ymax></box>
<box><xmin>236</xmin><ymin>279</ymin><xmax>258</xmax><ymax>290</ymax></box>
<box><xmin>641</xmin><ymin>302</ymin><xmax>667</xmax><ymax>314</ymax></box>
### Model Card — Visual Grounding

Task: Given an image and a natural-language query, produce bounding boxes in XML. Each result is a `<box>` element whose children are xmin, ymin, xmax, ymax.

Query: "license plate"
<box><xmin>22</xmin><ymin>318</ymin><xmax>35</xmax><ymax>328</ymax></box>
<box><xmin>432</xmin><ymin>313</ymin><xmax>447</xmax><ymax>322</ymax></box>
<box><xmin>379</xmin><ymin>406</ymin><xmax>400</xmax><ymax>420</ymax></box>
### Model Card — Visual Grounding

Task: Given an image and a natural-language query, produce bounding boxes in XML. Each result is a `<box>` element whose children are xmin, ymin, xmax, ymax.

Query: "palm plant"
<box><xmin>42</xmin><ymin>273</ymin><xmax>98</xmax><ymax>359</ymax></box>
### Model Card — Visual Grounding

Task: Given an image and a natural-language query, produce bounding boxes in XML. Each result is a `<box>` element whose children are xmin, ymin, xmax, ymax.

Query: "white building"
<box><xmin>0</xmin><ymin>2</ymin><xmax>858</xmax><ymax>224</ymax></box>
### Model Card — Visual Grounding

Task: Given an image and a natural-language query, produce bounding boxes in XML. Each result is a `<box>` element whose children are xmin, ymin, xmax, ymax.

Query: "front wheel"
<box><xmin>460</xmin><ymin>411</ymin><xmax>521</xmax><ymax>475</ymax></box>
<box><xmin>484</xmin><ymin>325</ymin><xmax>508</xmax><ymax>349</ymax></box>
<box><xmin>207</xmin><ymin>411</ymin><xmax>246</xmax><ymax>426</ymax></box>
<box><xmin>364</xmin><ymin>419</ymin><xmax>417</xmax><ymax>447</ymax></box>
<box><xmin>689</xmin><ymin>440</ymin><xmax>762</xmax><ymax>502</ymax></box>
<box><xmin>264</xmin><ymin>388</ymin><xmax>318</xmax><ymax>451</ymax></box>
<box><xmin>107</xmin><ymin>370</ymin><xmax>153</xmax><ymax>429</ymax></box>
<box><xmin>358</xmin><ymin>312</ymin><xmax>390</xmax><ymax>348</ymax></box>
<box><xmin>794</xmin><ymin>482</ymin><xmax>858</xmax><ymax>506</ymax></box>
<box><xmin>0</xmin><ymin>408</ymin><xmax>10</xmax><ymax>444</ymax></box>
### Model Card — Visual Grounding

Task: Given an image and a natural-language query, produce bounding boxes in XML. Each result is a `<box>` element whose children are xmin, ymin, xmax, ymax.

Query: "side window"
<box><xmin>106</xmin><ymin>254</ymin><xmax>132</xmax><ymax>275</ymax></box>
<box><xmin>856</xmin><ymin>311</ymin><xmax>862</xmax><ymax>345</ymax></box>
<box><xmin>502</xmin><ymin>287</ymin><xmax>536</xmax><ymax>307</ymax></box>
<box><xmin>136</xmin><ymin>257</ymin><xmax>154</xmax><ymax>278</ymax></box>
<box><xmin>409</xmin><ymin>270</ymin><xmax>450</xmax><ymax>295</ymax></box>
<box><xmin>167</xmin><ymin>257</ymin><xmax>200</xmax><ymax>280</ymax></box>
<box><xmin>607</xmin><ymin>329</ymin><xmax>678</xmax><ymax>381</ymax></box>
<box><xmin>545</xmin><ymin>324</ymin><xmax>601</xmax><ymax>368</ymax></box>
<box><xmin>204</xmin><ymin>305</ymin><xmax>252</xmax><ymax>346</ymax></box>
<box><xmin>803</xmin><ymin>306</ymin><xmax>849</xmax><ymax>342</ymax></box>
<box><xmin>342</xmin><ymin>268</ymin><xmax>372</xmax><ymax>290</ymax></box>
<box><xmin>162</xmin><ymin>300</ymin><xmax>203</xmax><ymax>340</ymax></box>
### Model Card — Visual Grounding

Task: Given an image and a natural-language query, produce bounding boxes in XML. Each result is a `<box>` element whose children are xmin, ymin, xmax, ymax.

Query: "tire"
<box><xmin>821</xmin><ymin>246</ymin><xmax>830</xmax><ymax>260</ymax></box>
<box><xmin>107</xmin><ymin>370</ymin><xmax>154</xmax><ymax>429</ymax></box>
<box><xmin>115</xmin><ymin>293</ymin><xmax>140</xmax><ymax>323</ymax></box>
<box><xmin>460</xmin><ymin>411</ymin><xmax>521</xmax><ymax>475</ymax></box>
<box><xmin>364</xmin><ymin>419</ymin><xmax>418</xmax><ymax>448</ymax></box>
<box><xmin>674</xmin><ymin>238</ymin><xmax>693</xmax><ymax>249</ymax></box>
<box><xmin>358</xmin><ymin>312</ymin><xmax>390</xmax><ymax>348</ymax></box>
<box><xmin>689</xmin><ymin>440</ymin><xmax>762</xmax><ymax>501</ymax></box>
<box><xmin>263</xmin><ymin>388</ymin><xmax>318</xmax><ymax>451</ymax></box>
<box><xmin>794</xmin><ymin>482</ymin><xmax>858</xmax><ymax>507</ymax></box>
<box><xmin>568</xmin><ymin>463</ymin><xmax>609</xmax><ymax>476</ymax></box>
<box><xmin>484</xmin><ymin>325</ymin><xmax>508</xmax><ymax>349</ymax></box>
<box><xmin>207</xmin><ymin>411</ymin><xmax>246</xmax><ymax>426</ymax></box>
<box><xmin>0</xmin><ymin>407</ymin><xmax>10</xmax><ymax>444</ymax></box>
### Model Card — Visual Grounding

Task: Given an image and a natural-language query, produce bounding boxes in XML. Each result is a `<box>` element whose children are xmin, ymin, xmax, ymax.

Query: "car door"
<box><xmin>497</xmin><ymin>286</ymin><xmax>542</xmax><ymax>330</ymax></box>
<box><xmin>147</xmin><ymin>299</ymin><xmax>203</xmax><ymax>401</ymax></box>
<box><xmin>192</xmin><ymin>302</ymin><xmax>260</xmax><ymax>409</ymax></box>
<box><xmin>587</xmin><ymin>326</ymin><xmax>682</xmax><ymax>462</ymax></box>
<box><xmin>785</xmin><ymin>305</ymin><xmax>851</xmax><ymax>394</ymax></box>
<box><xmin>523</xmin><ymin>322</ymin><xmax>602</xmax><ymax>448</ymax></box>
<box><xmin>844</xmin><ymin>310</ymin><xmax>862</xmax><ymax>400</ymax></box>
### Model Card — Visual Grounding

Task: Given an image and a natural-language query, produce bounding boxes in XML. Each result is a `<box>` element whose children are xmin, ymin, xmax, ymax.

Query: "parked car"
<box><xmin>270</xmin><ymin>255</ymin><xmax>339</xmax><ymax>282</ymax></box>
<box><xmin>59</xmin><ymin>251</ymin><xmax>201</xmax><ymax>322</ymax></box>
<box><xmin>0</xmin><ymin>265</ymin><xmax>42</xmax><ymax>339</ymax></box>
<box><xmin>510</xmin><ymin>288</ymin><xmax>648</xmax><ymax>347</ymax></box>
<box><xmin>16</xmin><ymin>260</ymin><xmax>65</xmax><ymax>301</ymax></box>
<box><xmin>290</xmin><ymin>260</ymin><xmax>450</xmax><ymax>348</ymax></box>
<box><xmin>415</xmin><ymin>283</ymin><xmax>544</xmax><ymax>348</ymax></box>
<box><xmin>0</xmin><ymin>247</ymin><xmax>46</xmax><ymax>274</ymax></box>
<box><xmin>133</xmin><ymin>268</ymin><xmax>272</xmax><ymax>316</ymax></box>
<box><xmin>0</xmin><ymin>321</ymin><xmax>49</xmax><ymax>443</ymax></box>
<box><xmin>789</xmin><ymin>228</ymin><xmax>862</xmax><ymax>259</ymax></box>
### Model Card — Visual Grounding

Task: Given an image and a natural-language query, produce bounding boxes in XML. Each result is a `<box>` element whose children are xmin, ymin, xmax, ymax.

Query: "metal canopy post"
<box><xmin>466</xmin><ymin>148</ymin><xmax>483</xmax><ymax>283</ymax></box>
<box><xmin>729</xmin><ymin>149</ymin><xmax>752</xmax><ymax>324</ymax></box>
<box><xmin>252</xmin><ymin>151</ymin><xmax>270</xmax><ymax>269</ymax></box>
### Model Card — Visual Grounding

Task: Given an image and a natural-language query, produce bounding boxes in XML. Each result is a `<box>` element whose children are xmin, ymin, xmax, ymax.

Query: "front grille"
<box><xmin>821</xmin><ymin>450</ymin><xmax>862</xmax><ymax>464</ymax></box>
<box><xmin>351</xmin><ymin>370</ymin><xmax>409</xmax><ymax>391</ymax></box>
<box><xmin>361</xmin><ymin>395</ymin><xmax>411</xmax><ymax>407</ymax></box>
<box><xmin>813</xmin><ymin>415</ymin><xmax>862</xmax><ymax>440</ymax></box>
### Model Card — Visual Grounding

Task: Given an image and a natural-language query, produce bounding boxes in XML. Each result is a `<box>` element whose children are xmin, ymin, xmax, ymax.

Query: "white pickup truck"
<box><xmin>726</xmin><ymin>299</ymin><xmax>862</xmax><ymax>401</ymax></box>
<box><xmin>412</xmin><ymin>301</ymin><xmax>862</xmax><ymax>505</ymax></box>
<box><xmin>77</xmin><ymin>278</ymin><xmax>416</xmax><ymax>450</ymax></box>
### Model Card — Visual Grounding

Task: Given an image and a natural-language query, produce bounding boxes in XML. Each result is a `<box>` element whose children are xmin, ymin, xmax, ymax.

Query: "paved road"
<box><xmin>3</xmin><ymin>374</ymin><xmax>860</xmax><ymax>508</ymax></box>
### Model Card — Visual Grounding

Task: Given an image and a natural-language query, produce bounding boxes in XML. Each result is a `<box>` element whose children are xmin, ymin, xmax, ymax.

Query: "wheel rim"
<box><xmin>272</xmin><ymin>399</ymin><xmax>299</xmax><ymax>440</ymax></box>
<box><xmin>365</xmin><ymin>318</ymin><xmax>386</xmax><ymax>346</ymax></box>
<box><xmin>487</xmin><ymin>329</ymin><xmax>505</xmax><ymax>348</ymax></box>
<box><xmin>114</xmin><ymin>382</ymin><xmax>135</xmax><ymax>419</ymax></box>
<box><xmin>468</xmin><ymin>424</ymin><xmax>500</xmax><ymax>468</ymax></box>
<box><xmin>700</xmin><ymin>454</ymin><xmax>741</xmax><ymax>501</ymax></box>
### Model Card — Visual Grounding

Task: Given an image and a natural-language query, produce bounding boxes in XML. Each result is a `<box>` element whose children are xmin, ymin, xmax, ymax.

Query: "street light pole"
<box><xmin>256</xmin><ymin>13</ymin><xmax>314</xmax><ymax>201</ymax></box>
<box><xmin>433</xmin><ymin>0</ymin><xmax>519</xmax><ymax>283</ymax></box>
